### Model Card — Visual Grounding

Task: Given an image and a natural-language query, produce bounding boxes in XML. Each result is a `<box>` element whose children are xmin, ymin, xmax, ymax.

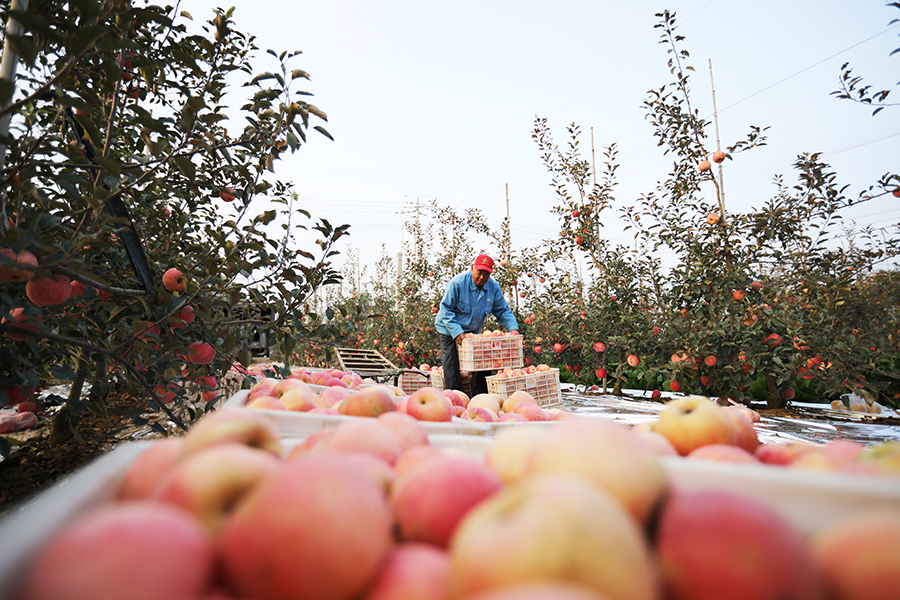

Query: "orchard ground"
<box><xmin>1</xmin><ymin>378</ymin><xmax>897</xmax><ymax>518</ymax></box>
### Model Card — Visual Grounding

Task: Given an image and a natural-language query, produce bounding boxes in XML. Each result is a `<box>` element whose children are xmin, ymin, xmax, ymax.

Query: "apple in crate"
<box><xmin>810</xmin><ymin>508</ymin><xmax>900</xmax><ymax>600</ymax></box>
<box><xmin>653</xmin><ymin>395</ymin><xmax>737</xmax><ymax>455</ymax></box>
<box><xmin>448</xmin><ymin>474</ymin><xmax>660</xmax><ymax>600</ymax></box>
<box><xmin>271</xmin><ymin>377</ymin><xmax>312</xmax><ymax>399</ymax></box>
<box><xmin>687</xmin><ymin>443</ymin><xmax>759</xmax><ymax>464</ymax></box>
<box><xmin>179</xmin><ymin>407</ymin><xmax>282</xmax><ymax>458</ymax></box>
<box><xmin>220</xmin><ymin>454</ymin><xmax>394</xmax><ymax>600</ymax></box>
<box><xmin>327</xmin><ymin>419</ymin><xmax>403</xmax><ymax>465</ymax></box>
<box><xmin>467</xmin><ymin>393</ymin><xmax>501</xmax><ymax>414</ymax></box>
<box><xmin>339</xmin><ymin>385</ymin><xmax>396</xmax><ymax>417</ymax></box>
<box><xmin>501</xmin><ymin>390</ymin><xmax>537</xmax><ymax>413</ymax></box>
<box><xmin>315</xmin><ymin>385</ymin><xmax>350</xmax><ymax>408</ymax></box>
<box><xmin>453</xmin><ymin>583</ymin><xmax>621</xmax><ymax>600</ymax></box>
<box><xmin>392</xmin><ymin>455</ymin><xmax>502</xmax><ymax>547</ymax></box>
<box><xmin>280</xmin><ymin>386</ymin><xmax>318</xmax><ymax>412</ymax></box>
<box><xmin>514</xmin><ymin>402</ymin><xmax>548</xmax><ymax>421</ymax></box>
<box><xmin>17</xmin><ymin>502</ymin><xmax>216</xmax><ymax>600</ymax></box>
<box><xmin>154</xmin><ymin>443</ymin><xmax>282</xmax><ymax>533</ymax></box>
<box><xmin>520</xmin><ymin>420</ymin><xmax>667</xmax><ymax>525</ymax></box>
<box><xmin>463</xmin><ymin>406</ymin><xmax>499</xmax><ymax>422</ymax></box>
<box><xmin>405</xmin><ymin>387</ymin><xmax>454</xmax><ymax>422</ymax></box>
<box><xmin>361</xmin><ymin>542</ymin><xmax>450</xmax><ymax>600</ymax></box>
<box><xmin>655</xmin><ymin>488</ymin><xmax>822</xmax><ymax>600</ymax></box>
<box><xmin>486</xmin><ymin>426</ymin><xmax>549</xmax><ymax>483</ymax></box>
<box><xmin>376</xmin><ymin>411</ymin><xmax>429</xmax><ymax>451</ymax></box>
<box><xmin>118</xmin><ymin>437</ymin><xmax>184</xmax><ymax>500</ymax></box>
<box><xmin>442</xmin><ymin>389</ymin><xmax>468</xmax><ymax>408</ymax></box>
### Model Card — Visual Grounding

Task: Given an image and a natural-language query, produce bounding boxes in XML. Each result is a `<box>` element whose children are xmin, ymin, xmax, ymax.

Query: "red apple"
<box><xmin>17</xmin><ymin>502</ymin><xmax>215</xmax><ymax>600</ymax></box>
<box><xmin>712</xmin><ymin>150</ymin><xmax>726</xmax><ymax>163</ymax></box>
<box><xmin>179</xmin><ymin>407</ymin><xmax>282</xmax><ymax>458</ymax></box>
<box><xmin>26</xmin><ymin>274</ymin><xmax>72</xmax><ymax>306</ymax></box>
<box><xmin>405</xmin><ymin>387</ymin><xmax>454</xmax><ymax>422</ymax></box>
<box><xmin>184</xmin><ymin>341</ymin><xmax>215</xmax><ymax>364</ymax></box>
<box><xmin>362</xmin><ymin>542</ymin><xmax>450</xmax><ymax>600</ymax></box>
<box><xmin>306</xmin><ymin>419</ymin><xmax>403</xmax><ymax>466</ymax></box>
<box><xmin>687</xmin><ymin>443</ymin><xmax>759</xmax><ymax>463</ymax></box>
<box><xmin>391</xmin><ymin>455</ymin><xmax>502</xmax><ymax>547</ymax></box>
<box><xmin>626</xmin><ymin>354</ymin><xmax>639</xmax><ymax>367</ymax></box>
<box><xmin>520</xmin><ymin>420</ymin><xmax>667</xmax><ymax>525</ymax></box>
<box><xmin>376</xmin><ymin>411</ymin><xmax>429</xmax><ymax>451</ymax></box>
<box><xmin>810</xmin><ymin>508</ymin><xmax>900</xmax><ymax>600</ymax></box>
<box><xmin>1</xmin><ymin>307</ymin><xmax>42</xmax><ymax>340</ymax></box>
<box><xmin>698</xmin><ymin>159</ymin><xmax>711</xmax><ymax>172</ymax></box>
<box><xmin>339</xmin><ymin>385</ymin><xmax>396</xmax><ymax>417</ymax></box>
<box><xmin>593</xmin><ymin>341</ymin><xmax>606</xmax><ymax>352</ymax></box>
<box><xmin>153</xmin><ymin>443</ymin><xmax>282</xmax><ymax>533</ymax></box>
<box><xmin>0</xmin><ymin>248</ymin><xmax>38</xmax><ymax>282</ymax></box>
<box><xmin>656</xmin><ymin>488</ymin><xmax>822</xmax><ymax>600</ymax></box>
<box><xmin>118</xmin><ymin>438</ymin><xmax>185</xmax><ymax>501</ymax></box>
<box><xmin>448</xmin><ymin>474</ymin><xmax>660</xmax><ymax>600</ymax></box>
<box><xmin>653</xmin><ymin>396</ymin><xmax>738</xmax><ymax>456</ymax></box>
<box><xmin>220</xmin><ymin>454</ymin><xmax>394</xmax><ymax>600</ymax></box>
<box><xmin>162</xmin><ymin>267</ymin><xmax>184</xmax><ymax>292</ymax></box>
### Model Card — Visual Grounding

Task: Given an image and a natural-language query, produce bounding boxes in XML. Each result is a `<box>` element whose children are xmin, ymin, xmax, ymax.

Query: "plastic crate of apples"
<box><xmin>457</xmin><ymin>331</ymin><xmax>523</xmax><ymax>371</ymax></box>
<box><xmin>398</xmin><ymin>368</ymin><xmax>431</xmax><ymax>395</ymax></box>
<box><xmin>429</xmin><ymin>366</ymin><xmax>474</xmax><ymax>397</ymax></box>
<box><xmin>2</xmin><ymin>395</ymin><xmax>900</xmax><ymax>600</ymax></box>
<box><xmin>486</xmin><ymin>365</ymin><xmax>561</xmax><ymax>407</ymax></box>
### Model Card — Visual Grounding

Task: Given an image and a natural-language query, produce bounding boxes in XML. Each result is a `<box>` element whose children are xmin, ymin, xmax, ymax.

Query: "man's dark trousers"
<box><xmin>438</xmin><ymin>333</ymin><xmax>488</xmax><ymax>396</ymax></box>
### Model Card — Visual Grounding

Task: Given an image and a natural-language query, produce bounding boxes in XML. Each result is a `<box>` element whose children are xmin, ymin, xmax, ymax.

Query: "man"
<box><xmin>434</xmin><ymin>254</ymin><xmax>519</xmax><ymax>396</ymax></box>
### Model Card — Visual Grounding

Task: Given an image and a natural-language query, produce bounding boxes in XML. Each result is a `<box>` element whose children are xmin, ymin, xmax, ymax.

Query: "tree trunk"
<box><xmin>765</xmin><ymin>373</ymin><xmax>784</xmax><ymax>410</ymax></box>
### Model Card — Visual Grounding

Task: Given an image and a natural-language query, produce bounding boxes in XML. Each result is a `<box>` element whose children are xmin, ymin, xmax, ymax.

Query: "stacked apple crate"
<box><xmin>429</xmin><ymin>367</ymin><xmax>474</xmax><ymax>397</ymax></box>
<box><xmin>397</xmin><ymin>370</ymin><xmax>430</xmax><ymax>395</ymax></box>
<box><xmin>486</xmin><ymin>368</ymin><xmax>562</xmax><ymax>407</ymax></box>
<box><xmin>457</xmin><ymin>334</ymin><xmax>523</xmax><ymax>371</ymax></box>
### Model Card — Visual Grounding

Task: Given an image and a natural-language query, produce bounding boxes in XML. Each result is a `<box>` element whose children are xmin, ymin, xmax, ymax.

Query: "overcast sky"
<box><xmin>188</xmin><ymin>0</ymin><xmax>900</xmax><ymax>281</ymax></box>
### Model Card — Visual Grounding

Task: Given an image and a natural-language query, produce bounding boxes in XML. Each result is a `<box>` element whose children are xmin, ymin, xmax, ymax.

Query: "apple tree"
<box><xmin>0</xmin><ymin>0</ymin><xmax>348</xmax><ymax>445</ymax></box>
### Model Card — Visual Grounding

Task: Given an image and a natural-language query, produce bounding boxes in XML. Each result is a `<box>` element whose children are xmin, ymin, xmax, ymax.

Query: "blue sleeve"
<box><xmin>490</xmin><ymin>281</ymin><xmax>519</xmax><ymax>331</ymax></box>
<box><xmin>435</xmin><ymin>277</ymin><xmax>466</xmax><ymax>339</ymax></box>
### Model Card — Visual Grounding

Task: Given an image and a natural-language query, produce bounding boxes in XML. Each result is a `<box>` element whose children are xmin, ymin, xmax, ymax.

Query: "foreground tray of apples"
<box><xmin>2</xmin><ymin>393</ymin><xmax>899</xmax><ymax>600</ymax></box>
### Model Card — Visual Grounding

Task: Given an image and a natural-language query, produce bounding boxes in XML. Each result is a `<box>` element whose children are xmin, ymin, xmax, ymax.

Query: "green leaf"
<box><xmin>173</xmin><ymin>156</ymin><xmax>196</xmax><ymax>180</ymax></box>
<box><xmin>93</xmin><ymin>156</ymin><xmax>123</xmax><ymax>178</ymax></box>
<box><xmin>66</xmin><ymin>25</ymin><xmax>109</xmax><ymax>57</ymax></box>
<box><xmin>7</xmin><ymin>35</ymin><xmax>37</xmax><ymax>67</ymax></box>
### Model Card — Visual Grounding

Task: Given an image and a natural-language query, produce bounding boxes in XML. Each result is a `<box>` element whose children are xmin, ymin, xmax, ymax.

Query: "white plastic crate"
<box><xmin>458</xmin><ymin>334</ymin><xmax>523</xmax><ymax>371</ymax></box>
<box><xmin>486</xmin><ymin>368</ymin><xmax>562</xmax><ymax>407</ymax></box>
<box><xmin>429</xmin><ymin>368</ymin><xmax>474</xmax><ymax>397</ymax></box>
<box><xmin>398</xmin><ymin>370</ymin><xmax>431</xmax><ymax>395</ymax></box>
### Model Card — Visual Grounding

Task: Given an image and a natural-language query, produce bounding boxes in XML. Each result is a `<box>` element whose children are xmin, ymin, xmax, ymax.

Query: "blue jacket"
<box><xmin>435</xmin><ymin>271</ymin><xmax>518</xmax><ymax>339</ymax></box>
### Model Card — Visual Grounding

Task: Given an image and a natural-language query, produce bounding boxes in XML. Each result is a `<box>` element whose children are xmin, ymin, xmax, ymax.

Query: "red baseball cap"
<box><xmin>473</xmin><ymin>254</ymin><xmax>494</xmax><ymax>273</ymax></box>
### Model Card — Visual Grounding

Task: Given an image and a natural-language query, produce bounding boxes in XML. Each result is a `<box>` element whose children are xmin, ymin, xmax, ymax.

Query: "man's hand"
<box><xmin>455</xmin><ymin>334</ymin><xmax>464</xmax><ymax>345</ymax></box>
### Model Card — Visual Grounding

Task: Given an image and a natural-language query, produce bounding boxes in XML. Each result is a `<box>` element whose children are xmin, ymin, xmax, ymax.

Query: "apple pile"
<box><xmin>491</xmin><ymin>364</ymin><xmax>552</xmax><ymax>379</ymax></box>
<box><xmin>14</xmin><ymin>408</ymin><xmax>900</xmax><ymax>600</ymax></box>
<box><xmin>461</xmin><ymin>330</ymin><xmax>519</xmax><ymax>338</ymax></box>
<box><xmin>637</xmin><ymin>395</ymin><xmax>900</xmax><ymax>476</ymax></box>
<box><xmin>243</xmin><ymin>374</ymin><xmax>580</xmax><ymax>424</ymax></box>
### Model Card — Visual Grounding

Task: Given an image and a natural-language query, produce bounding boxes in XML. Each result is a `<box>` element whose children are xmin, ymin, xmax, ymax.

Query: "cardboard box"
<box><xmin>458</xmin><ymin>334</ymin><xmax>523</xmax><ymax>371</ymax></box>
<box><xmin>487</xmin><ymin>368</ymin><xmax>562</xmax><ymax>406</ymax></box>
